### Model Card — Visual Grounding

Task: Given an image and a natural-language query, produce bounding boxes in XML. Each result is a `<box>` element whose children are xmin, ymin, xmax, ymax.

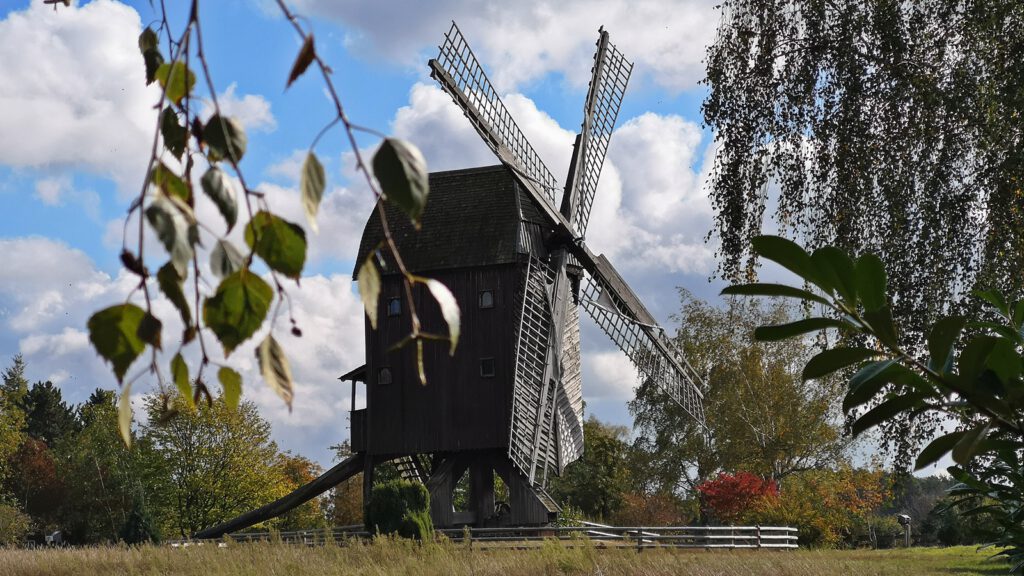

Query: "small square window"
<box><xmin>378</xmin><ymin>367</ymin><xmax>392</xmax><ymax>385</ymax></box>
<box><xmin>387</xmin><ymin>298</ymin><xmax>402</xmax><ymax>317</ymax></box>
<box><xmin>480</xmin><ymin>358</ymin><xmax>495</xmax><ymax>378</ymax></box>
<box><xmin>479</xmin><ymin>290</ymin><xmax>494</xmax><ymax>309</ymax></box>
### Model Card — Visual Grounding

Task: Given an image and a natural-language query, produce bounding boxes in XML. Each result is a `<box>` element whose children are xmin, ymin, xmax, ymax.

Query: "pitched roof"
<box><xmin>353</xmin><ymin>165</ymin><xmax>527</xmax><ymax>277</ymax></box>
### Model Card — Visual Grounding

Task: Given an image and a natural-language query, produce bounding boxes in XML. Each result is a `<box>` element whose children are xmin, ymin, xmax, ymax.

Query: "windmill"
<box><xmin>196</xmin><ymin>23</ymin><xmax>706</xmax><ymax>537</ymax></box>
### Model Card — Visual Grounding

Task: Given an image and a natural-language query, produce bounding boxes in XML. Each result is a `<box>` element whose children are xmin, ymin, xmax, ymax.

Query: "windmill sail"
<box><xmin>577</xmin><ymin>254</ymin><xmax>706</xmax><ymax>427</ymax></box>
<box><xmin>562</xmin><ymin>29</ymin><xmax>633</xmax><ymax>236</ymax></box>
<box><xmin>430</xmin><ymin>22</ymin><xmax>560</xmax><ymax>207</ymax></box>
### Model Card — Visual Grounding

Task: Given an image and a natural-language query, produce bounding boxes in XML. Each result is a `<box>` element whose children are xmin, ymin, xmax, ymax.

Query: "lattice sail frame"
<box><xmin>569</xmin><ymin>31</ymin><xmax>633</xmax><ymax>236</ymax></box>
<box><xmin>509</xmin><ymin>257</ymin><xmax>558</xmax><ymax>482</ymax></box>
<box><xmin>579</xmin><ymin>274</ymin><xmax>706</xmax><ymax>425</ymax></box>
<box><xmin>432</xmin><ymin>23</ymin><xmax>560</xmax><ymax>204</ymax></box>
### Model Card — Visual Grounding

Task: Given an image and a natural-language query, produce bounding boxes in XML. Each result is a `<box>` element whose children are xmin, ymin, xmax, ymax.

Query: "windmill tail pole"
<box><xmin>193</xmin><ymin>452</ymin><xmax>365</xmax><ymax>539</ymax></box>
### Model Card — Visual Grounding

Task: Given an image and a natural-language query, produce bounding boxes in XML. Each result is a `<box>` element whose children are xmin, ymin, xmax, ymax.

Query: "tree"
<box><xmin>142</xmin><ymin>395</ymin><xmax>290</xmax><ymax>538</ymax></box>
<box><xmin>23</xmin><ymin>381</ymin><xmax>79</xmax><ymax>447</ymax></box>
<box><xmin>0</xmin><ymin>357</ymin><xmax>26</xmax><ymax>490</ymax></box>
<box><xmin>548</xmin><ymin>417</ymin><xmax>632</xmax><ymax>521</ymax></box>
<box><xmin>56</xmin><ymin>389</ymin><xmax>161</xmax><ymax>544</ymax></box>
<box><xmin>275</xmin><ymin>452</ymin><xmax>325</xmax><ymax>531</ymax></box>
<box><xmin>696</xmin><ymin>471</ymin><xmax>779</xmax><ymax>525</ymax></box>
<box><xmin>725</xmin><ymin>234</ymin><xmax>1024</xmax><ymax>565</ymax></box>
<box><xmin>629</xmin><ymin>291</ymin><xmax>847</xmax><ymax>501</ymax></box>
<box><xmin>3</xmin><ymin>437</ymin><xmax>63</xmax><ymax>531</ymax></box>
<box><xmin>703</xmin><ymin>0</ymin><xmax>1024</xmax><ymax>462</ymax></box>
<box><xmin>1</xmin><ymin>354</ymin><xmax>28</xmax><ymax>405</ymax></box>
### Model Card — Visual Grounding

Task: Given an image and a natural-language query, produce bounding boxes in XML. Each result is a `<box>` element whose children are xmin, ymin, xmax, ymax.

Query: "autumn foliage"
<box><xmin>696</xmin><ymin>472</ymin><xmax>778</xmax><ymax>524</ymax></box>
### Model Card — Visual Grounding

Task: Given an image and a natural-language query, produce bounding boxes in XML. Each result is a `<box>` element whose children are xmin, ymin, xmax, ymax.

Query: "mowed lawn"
<box><xmin>0</xmin><ymin>540</ymin><xmax>1008</xmax><ymax>576</ymax></box>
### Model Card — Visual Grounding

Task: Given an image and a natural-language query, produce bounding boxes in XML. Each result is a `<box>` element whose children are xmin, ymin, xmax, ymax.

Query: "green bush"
<box><xmin>119</xmin><ymin>498</ymin><xmax>161</xmax><ymax>545</ymax></box>
<box><xmin>365</xmin><ymin>479</ymin><xmax>432</xmax><ymax>540</ymax></box>
<box><xmin>0</xmin><ymin>503</ymin><xmax>30</xmax><ymax>545</ymax></box>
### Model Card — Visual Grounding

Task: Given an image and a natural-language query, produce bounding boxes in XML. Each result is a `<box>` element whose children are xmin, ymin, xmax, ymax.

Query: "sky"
<box><xmin>0</xmin><ymin>0</ymin><xmax>929</xmax><ymax>474</ymax></box>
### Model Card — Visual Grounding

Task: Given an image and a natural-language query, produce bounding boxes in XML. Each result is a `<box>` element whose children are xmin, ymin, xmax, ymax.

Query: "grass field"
<box><xmin>0</xmin><ymin>539</ymin><xmax>1008</xmax><ymax>576</ymax></box>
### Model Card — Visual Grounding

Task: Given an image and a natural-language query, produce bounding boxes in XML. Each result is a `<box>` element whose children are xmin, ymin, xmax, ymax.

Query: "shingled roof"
<box><xmin>353</xmin><ymin>165</ymin><xmax>529</xmax><ymax>277</ymax></box>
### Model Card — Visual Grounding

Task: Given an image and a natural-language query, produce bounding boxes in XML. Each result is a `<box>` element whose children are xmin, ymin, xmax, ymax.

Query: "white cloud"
<box><xmin>291</xmin><ymin>0</ymin><xmax>720</xmax><ymax>92</ymax></box>
<box><xmin>33</xmin><ymin>174</ymin><xmax>102</xmax><ymax>220</ymax></box>
<box><xmin>0</xmin><ymin>0</ymin><xmax>159</xmax><ymax>193</ymax></box>
<box><xmin>205</xmin><ymin>82</ymin><xmax>277</xmax><ymax>133</ymax></box>
<box><xmin>0</xmin><ymin>235</ymin><xmax>366</xmax><ymax>466</ymax></box>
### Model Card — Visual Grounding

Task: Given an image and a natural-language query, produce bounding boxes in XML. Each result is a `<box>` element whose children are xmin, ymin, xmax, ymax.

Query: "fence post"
<box><xmin>756</xmin><ymin>524</ymin><xmax>761</xmax><ymax>548</ymax></box>
<box><xmin>637</xmin><ymin>528</ymin><xmax>643</xmax><ymax>553</ymax></box>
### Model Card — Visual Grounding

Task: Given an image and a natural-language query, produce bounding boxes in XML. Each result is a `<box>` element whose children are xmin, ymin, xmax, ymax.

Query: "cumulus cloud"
<box><xmin>204</xmin><ymin>82</ymin><xmax>277</xmax><ymax>133</ymax></box>
<box><xmin>291</xmin><ymin>0</ymin><xmax>720</xmax><ymax>92</ymax></box>
<box><xmin>0</xmin><ymin>235</ymin><xmax>366</xmax><ymax>466</ymax></box>
<box><xmin>0</xmin><ymin>0</ymin><xmax>159</xmax><ymax>194</ymax></box>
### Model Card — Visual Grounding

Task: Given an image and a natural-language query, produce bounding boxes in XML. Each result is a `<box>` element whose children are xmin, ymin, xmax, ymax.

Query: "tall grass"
<box><xmin>0</xmin><ymin>538</ymin><xmax>1005</xmax><ymax>576</ymax></box>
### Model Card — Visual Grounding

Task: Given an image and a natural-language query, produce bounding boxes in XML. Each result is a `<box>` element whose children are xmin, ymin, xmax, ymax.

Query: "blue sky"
<box><xmin>0</xmin><ymin>0</ymin><xmax>927</xmax><ymax>474</ymax></box>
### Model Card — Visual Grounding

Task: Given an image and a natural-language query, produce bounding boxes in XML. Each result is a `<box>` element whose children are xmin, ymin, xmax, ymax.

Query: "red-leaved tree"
<box><xmin>696</xmin><ymin>471</ymin><xmax>778</xmax><ymax>524</ymax></box>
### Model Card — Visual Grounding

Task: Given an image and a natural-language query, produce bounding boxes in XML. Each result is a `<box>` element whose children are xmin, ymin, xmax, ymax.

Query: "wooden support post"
<box><xmin>469</xmin><ymin>459</ymin><xmax>495</xmax><ymax>525</ymax></box>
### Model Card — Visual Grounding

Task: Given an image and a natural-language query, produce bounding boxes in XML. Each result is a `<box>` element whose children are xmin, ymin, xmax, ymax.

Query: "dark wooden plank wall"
<box><xmin>365</xmin><ymin>264</ymin><xmax>521</xmax><ymax>455</ymax></box>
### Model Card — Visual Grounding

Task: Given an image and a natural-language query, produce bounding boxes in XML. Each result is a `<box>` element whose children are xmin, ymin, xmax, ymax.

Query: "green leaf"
<box><xmin>210</xmin><ymin>239</ymin><xmax>244</xmax><ymax>278</ymax></box>
<box><xmin>720</xmin><ymin>283</ymin><xmax>832</xmax><ymax>307</ymax></box>
<box><xmin>927</xmin><ymin>316</ymin><xmax>967</xmax><ymax>373</ymax></box>
<box><xmin>373</xmin><ymin>138</ymin><xmax>429</xmax><ymax>225</ymax></box>
<box><xmin>143</xmin><ymin>49</ymin><xmax>164</xmax><ymax>86</ymax></box>
<box><xmin>749</xmin><ymin>236</ymin><xmax>818</xmax><ymax>287</ymax></box>
<box><xmin>118</xmin><ymin>382</ymin><xmax>132</xmax><ymax>448</ymax></box>
<box><xmin>357</xmin><ymin>255</ymin><xmax>381</xmax><ymax>330</ymax></box>
<box><xmin>138</xmin><ymin>27</ymin><xmax>158</xmax><ymax>53</ymax></box>
<box><xmin>156</xmin><ymin>262</ymin><xmax>192</xmax><ymax>332</ymax></box>
<box><xmin>160</xmin><ymin>108</ymin><xmax>187</xmax><ymax>160</ymax></box>
<box><xmin>200</xmin><ymin>167</ymin><xmax>237</xmax><ymax>232</ymax></box>
<box><xmin>204</xmin><ymin>114</ymin><xmax>247</xmax><ymax>163</ymax></box>
<box><xmin>986</xmin><ymin>338</ymin><xmax>1021</xmax><ymax>385</ymax></box>
<box><xmin>155</xmin><ymin>61</ymin><xmax>195</xmax><ymax>106</ymax></box>
<box><xmin>974</xmin><ymin>289</ymin><xmax>1009</xmax><ymax>317</ymax></box>
<box><xmin>203</xmin><ymin>269</ymin><xmax>273</xmax><ymax>356</ymax></box>
<box><xmin>218</xmin><ymin>367</ymin><xmax>242</xmax><ymax>411</ymax></box>
<box><xmin>803</xmin><ymin>347</ymin><xmax>880</xmax><ymax>380</ymax></box>
<box><xmin>1012</xmin><ymin>300</ymin><xmax>1024</xmax><ymax>331</ymax></box>
<box><xmin>424</xmin><ymin>278</ymin><xmax>461</xmax><ymax>355</ymax></box>
<box><xmin>811</xmin><ymin>246</ymin><xmax>856</xmax><ymax>302</ymax></box>
<box><xmin>915</xmin><ymin>430</ymin><xmax>968</xmax><ymax>470</ymax></box>
<box><xmin>244</xmin><ymin>211</ymin><xmax>307</xmax><ymax>279</ymax></box>
<box><xmin>286</xmin><ymin>34</ymin><xmax>316</xmax><ymax>89</ymax></box>
<box><xmin>958</xmin><ymin>335</ymin><xmax>999</xmax><ymax>382</ymax></box>
<box><xmin>863</xmin><ymin>306</ymin><xmax>900</xmax><ymax>350</ymax></box>
<box><xmin>257</xmin><ymin>334</ymin><xmax>294</xmax><ymax>410</ymax></box>
<box><xmin>952</xmin><ymin>423</ymin><xmax>991</xmax><ymax>465</ymax></box>
<box><xmin>844</xmin><ymin>359</ymin><xmax>898</xmax><ymax>412</ymax></box>
<box><xmin>152</xmin><ymin>162</ymin><xmax>189</xmax><ymax>202</ymax></box>
<box><xmin>753</xmin><ymin>317</ymin><xmax>853</xmax><ymax>341</ymax></box>
<box><xmin>855</xmin><ymin>253</ymin><xmax>888</xmax><ymax>311</ymax></box>
<box><xmin>136</xmin><ymin>312</ymin><xmax>162</xmax><ymax>351</ymax></box>
<box><xmin>301</xmin><ymin>152</ymin><xmax>326</xmax><ymax>233</ymax></box>
<box><xmin>171</xmin><ymin>352</ymin><xmax>193</xmax><ymax>410</ymax></box>
<box><xmin>88</xmin><ymin>304</ymin><xmax>147</xmax><ymax>383</ymax></box>
<box><xmin>851</xmin><ymin>393</ymin><xmax>924</xmax><ymax>436</ymax></box>
<box><xmin>145</xmin><ymin>196</ymin><xmax>193</xmax><ymax>277</ymax></box>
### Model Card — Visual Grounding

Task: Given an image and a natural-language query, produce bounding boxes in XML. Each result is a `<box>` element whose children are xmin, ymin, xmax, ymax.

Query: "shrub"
<box><xmin>0</xmin><ymin>503</ymin><xmax>30</xmax><ymax>545</ymax></box>
<box><xmin>119</xmin><ymin>498</ymin><xmax>161</xmax><ymax>545</ymax></box>
<box><xmin>365</xmin><ymin>479</ymin><xmax>432</xmax><ymax>540</ymax></box>
<box><xmin>696</xmin><ymin>471</ymin><xmax>778</xmax><ymax>524</ymax></box>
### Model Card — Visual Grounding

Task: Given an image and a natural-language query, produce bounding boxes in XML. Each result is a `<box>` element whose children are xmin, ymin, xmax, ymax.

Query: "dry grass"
<box><xmin>0</xmin><ymin>539</ymin><xmax>1007</xmax><ymax>576</ymax></box>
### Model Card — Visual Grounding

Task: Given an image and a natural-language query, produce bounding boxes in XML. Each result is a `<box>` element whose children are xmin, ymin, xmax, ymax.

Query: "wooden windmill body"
<box><xmin>196</xmin><ymin>23</ymin><xmax>706</xmax><ymax>537</ymax></box>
